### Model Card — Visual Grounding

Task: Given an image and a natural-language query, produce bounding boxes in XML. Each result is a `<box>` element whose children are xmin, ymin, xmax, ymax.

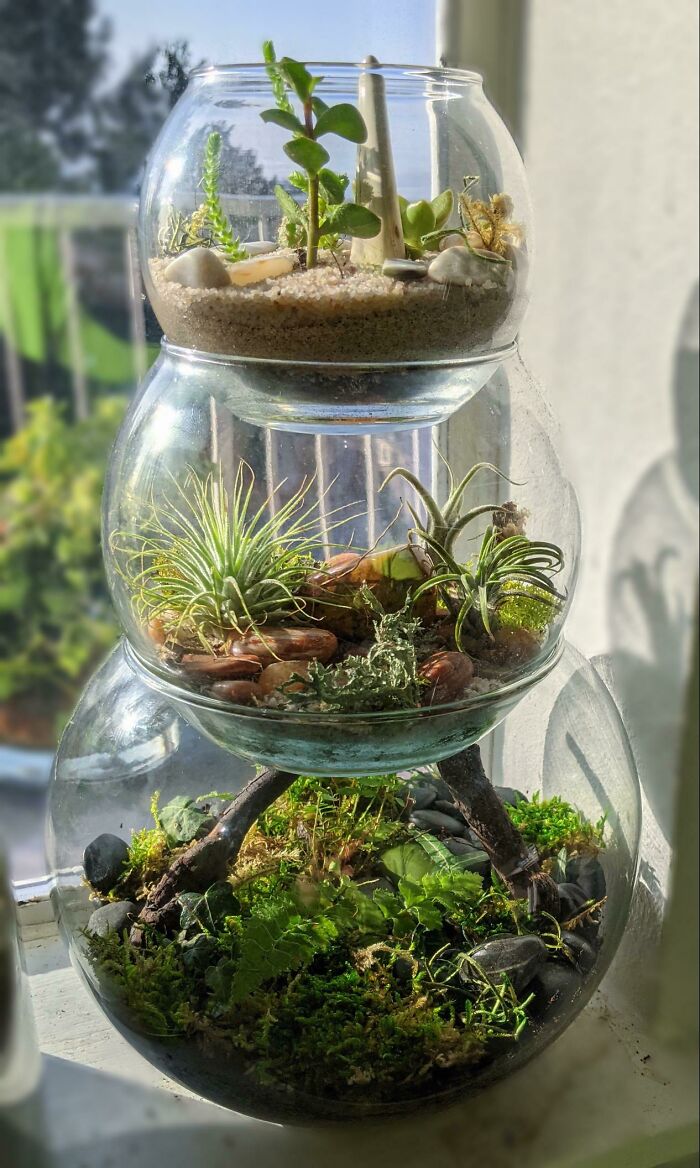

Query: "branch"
<box><xmin>438</xmin><ymin>746</ymin><xmax>560</xmax><ymax>915</ymax></box>
<box><xmin>130</xmin><ymin>767</ymin><xmax>296</xmax><ymax>943</ymax></box>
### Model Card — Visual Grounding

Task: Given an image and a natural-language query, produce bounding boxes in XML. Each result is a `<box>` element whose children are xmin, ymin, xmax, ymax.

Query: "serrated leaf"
<box><xmin>431</xmin><ymin>188</ymin><xmax>454</xmax><ymax>228</ymax></box>
<box><xmin>284</xmin><ymin>137</ymin><xmax>330</xmax><ymax>176</ymax></box>
<box><xmin>228</xmin><ymin>901</ymin><xmax>337</xmax><ymax>1004</ymax></box>
<box><xmin>314</xmin><ymin>102</ymin><xmax>367</xmax><ymax>143</ymax></box>
<box><xmin>324</xmin><ymin>201</ymin><xmax>381</xmax><ymax>238</ymax></box>
<box><xmin>318</xmin><ymin>167</ymin><xmax>349</xmax><ymax>204</ymax></box>
<box><xmin>274</xmin><ymin>183</ymin><xmax>304</xmax><ymax>222</ymax></box>
<box><xmin>159</xmin><ymin>796</ymin><xmax>211</xmax><ymax>845</ymax></box>
<box><xmin>260</xmin><ymin>108</ymin><xmax>304</xmax><ymax>134</ymax></box>
<box><xmin>288</xmin><ymin>170</ymin><xmax>309</xmax><ymax>192</ymax></box>
<box><xmin>381</xmin><ymin>841</ymin><xmax>435</xmax><ymax>883</ymax></box>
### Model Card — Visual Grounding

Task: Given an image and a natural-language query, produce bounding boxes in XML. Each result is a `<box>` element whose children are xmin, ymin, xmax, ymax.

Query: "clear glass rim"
<box><xmin>123</xmin><ymin>634</ymin><xmax>564</xmax><ymax>725</ymax></box>
<box><xmin>160</xmin><ymin>338</ymin><xmax>519</xmax><ymax>373</ymax></box>
<box><xmin>189</xmin><ymin>61</ymin><xmax>483</xmax><ymax>86</ymax></box>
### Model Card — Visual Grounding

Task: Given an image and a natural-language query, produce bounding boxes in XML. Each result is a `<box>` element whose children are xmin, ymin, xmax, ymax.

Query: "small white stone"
<box><xmin>228</xmin><ymin>253</ymin><xmax>295</xmax><ymax>287</ymax></box>
<box><xmin>244</xmin><ymin>240</ymin><xmax>277</xmax><ymax>256</ymax></box>
<box><xmin>163</xmin><ymin>246</ymin><xmax>230</xmax><ymax>289</ymax></box>
<box><xmin>438</xmin><ymin>233</ymin><xmax>467</xmax><ymax>251</ymax></box>
<box><xmin>428</xmin><ymin>246</ymin><xmax>507</xmax><ymax>288</ymax></box>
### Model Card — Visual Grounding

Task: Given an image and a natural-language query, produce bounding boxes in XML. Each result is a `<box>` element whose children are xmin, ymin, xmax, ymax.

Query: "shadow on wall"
<box><xmin>607</xmin><ymin>282</ymin><xmax>699</xmax><ymax>845</ymax></box>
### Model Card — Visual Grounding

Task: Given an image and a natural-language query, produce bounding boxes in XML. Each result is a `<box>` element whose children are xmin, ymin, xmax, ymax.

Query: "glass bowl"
<box><xmin>47</xmin><ymin>641</ymin><xmax>640</xmax><ymax>1123</ymax></box>
<box><xmin>140</xmin><ymin>62</ymin><xmax>532</xmax><ymax>383</ymax></box>
<box><xmin>102</xmin><ymin>350</ymin><xmax>580</xmax><ymax>771</ymax></box>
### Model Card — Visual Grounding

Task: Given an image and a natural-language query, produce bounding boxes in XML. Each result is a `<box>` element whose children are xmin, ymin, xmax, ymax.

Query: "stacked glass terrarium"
<box><xmin>47</xmin><ymin>56</ymin><xmax>641</xmax><ymax>1122</ymax></box>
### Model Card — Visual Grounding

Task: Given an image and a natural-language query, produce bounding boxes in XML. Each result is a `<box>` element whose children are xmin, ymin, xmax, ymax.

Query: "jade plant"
<box><xmin>399</xmin><ymin>189</ymin><xmax>454</xmax><ymax>257</ymax></box>
<box><xmin>82</xmin><ymin>751</ymin><xmax>606</xmax><ymax>1104</ymax></box>
<box><xmin>261</xmin><ymin>41</ymin><xmax>381</xmax><ymax>266</ymax></box>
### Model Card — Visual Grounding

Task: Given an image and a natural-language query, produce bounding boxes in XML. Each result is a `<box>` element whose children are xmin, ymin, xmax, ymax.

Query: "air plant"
<box><xmin>114</xmin><ymin>464</ymin><xmax>352</xmax><ymax>648</ymax></box>
<box><xmin>458</xmin><ymin>177</ymin><xmax>524</xmax><ymax>256</ymax></box>
<box><xmin>261</xmin><ymin>41</ymin><xmax>381</xmax><ymax>267</ymax></box>
<box><xmin>382</xmin><ymin>461</ymin><xmax>564</xmax><ymax>646</ymax></box>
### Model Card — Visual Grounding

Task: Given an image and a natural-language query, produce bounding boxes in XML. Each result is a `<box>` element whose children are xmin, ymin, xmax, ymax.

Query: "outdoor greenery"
<box><xmin>0</xmin><ymin>396</ymin><xmax>124</xmax><ymax>741</ymax></box>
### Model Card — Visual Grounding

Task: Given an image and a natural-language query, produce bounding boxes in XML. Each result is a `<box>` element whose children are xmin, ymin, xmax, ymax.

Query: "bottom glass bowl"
<box><xmin>47</xmin><ymin>641</ymin><xmax>640</xmax><ymax>1124</ymax></box>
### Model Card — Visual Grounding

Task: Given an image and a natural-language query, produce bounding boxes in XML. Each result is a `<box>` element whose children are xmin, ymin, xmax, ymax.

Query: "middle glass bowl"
<box><xmin>104</xmin><ymin>349</ymin><xmax>580</xmax><ymax>773</ymax></box>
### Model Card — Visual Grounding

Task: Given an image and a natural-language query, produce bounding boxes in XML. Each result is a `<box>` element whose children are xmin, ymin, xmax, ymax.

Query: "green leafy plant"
<box><xmin>0</xmin><ymin>397</ymin><xmax>125</xmax><ymax>745</ymax></box>
<box><xmin>261</xmin><ymin>41</ymin><xmax>381</xmax><ymax>266</ymax></box>
<box><xmin>114</xmin><ymin>463</ymin><xmax>349</xmax><ymax>647</ymax></box>
<box><xmin>506</xmin><ymin>793</ymin><xmax>606</xmax><ymax>858</ymax></box>
<box><xmin>398</xmin><ymin>189</ymin><xmax>455</xmax><ymax>257</ymax></box>
<box><xmin>200</xmin><ymin>131</ymin><xmax>248</xmax><ymax>261</ymax></box>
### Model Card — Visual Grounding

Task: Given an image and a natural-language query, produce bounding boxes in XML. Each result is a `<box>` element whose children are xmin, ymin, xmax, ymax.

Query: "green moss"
<box><xmin>84</xmin><ymin>929</ymin><xmax>196</xmax><ymax>1037</ymax></box>
<box><xmin>496</xmin><ymin>581</ymin><xmax>560</xmax><ymax>633</ymax></box>
<box><xmin>506</xmin><ymin>792</ymin><xmax>605</xmax><ymax>858</ymax></box>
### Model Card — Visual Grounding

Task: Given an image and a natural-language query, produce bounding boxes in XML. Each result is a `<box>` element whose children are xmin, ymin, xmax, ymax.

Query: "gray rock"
<box><xmin>433</xmin><ymin>799</ymin><xmax>467</xmax><ymax>821</ymax></box>
<box><xmin>465</xmin><ymin>934</ymin><xmax>548</xmax><ymax>993</ymax></box>
<box><xmin>427</xmin><ymin>246</ymin><xmax>506</xmax><ymax>287</ymax></box>
<box><xmin>244</xmin><ymin>240</ymin><xmax>277</xmax><ymax>256</ymax></box>
<box><xmin>530</xmin><ymin>962</ymin><xmax>583</xmax><ymax>1018</ymax></box>
<box><xmin>382</xmin><ymin>258</ymin><xmax>428</xmax><ymax>281</ymax></box>
<box><xmin>83</xmin><ymin>833</ymin><xmax>129</xmax><ymax>893</ymax></box>
<box><xmin>86</xmin><ymin>901</ymin><xmax>137</xmax><ymax>939</ymax></box>
<box><xmin>494</xmin><ymin>786</ymin><xmax>528</xmax><ymax>807</ymax></box>
<box><xmin>444</xmin><ymin>838</ymin><xmax>491</xmax><ymax>874</ymax></box>
<box><xmin>410</xmin><ymin>809</ymin><xmax>467</xmax><ymax>836</ymax></box>
<box><xmin>561</xmin><ymin>930</ymin><xmax>597</xmax><ymax>973</ymax></box>
<box><xmin>163</xmin><ymin>245</ymin><xmax>231</xmax><ymax>289</ymax></box>
<box><xmin>407</xmin><ymin>784</ymin><xmax>437</xmax><ymax>811</ymax></box>
<box><xmin>566</xmin><ymin>856</ymin><xmax>606</xmax><ymax>903</ymax></box>
<box><xmin>556</xmin><ymin>882</ymin><xmax>591</xmax><ymax>922</ymax></box>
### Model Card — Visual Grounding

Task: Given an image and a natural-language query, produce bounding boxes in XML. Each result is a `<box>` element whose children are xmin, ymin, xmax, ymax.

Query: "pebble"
<box><xmin>438</xmin><ymin>233</ymin><xmax>468</xmax><ymax>251</ymax></box>
<box><xmin>181</xmin><ymin>654</ymin><xmax>263</xmax><ymax>679</ymax></box>
<box><xmin>83</xmin><ymin>834</ymin><xmax>129</xmax><ymax>893</ymax></box>
<box><xmin>566</xmin><ymin>856</ymin><xmax>606</xmax><ymax>903</ymax></box>
<box><xmin>410</xmin><ymin>809</ymin><xmax>467</xmax><ymax>836</ymax></box>
<box><xmin>444</xmin><ymin>838</ymin><xmax>491</xmax><ymax>874</ymax></box>
<box><xmin>258</xmin><ymin>659</ymin><xmax>311</xmax><ymax>696</ymax></box>
<box><xmin>210</xmin><ymin>679</ymin><xmax>261</xmax><ymax>705</ymax></box>
<box><xmin>433</xmin><ymin>799</ymin><xmax>467</xmax><ymax>821</ymax></box>
<box><xmin>163</xmin><ymin>246</ymin><xmax>230</xmax><ymax>289</ymax></box>
<box><xmin>381</xmin><ymin>258</ymin><xmax>428</xmax><ymax>281</ymax></box>
<box><xmin>419</xmin><ymin>650</ymin><xmax>475</xmax><ymax>705</ymax></box>
<box><xmin>556</xmin><ymin>882</ymin><xmax>591</xmax><ymax>922</ymax></box>
<box><xmin>407</xmin><ymin>784</ymin><xmax>437</xmax><ymax>811</ymax></box>
<box><xmin>530</xmin><ymin>962</ymin><xmax>583</xmax><ymax>1018</ymax></box>
<box><xmin>561</xmin><ymin>929</ymin><xmax>597</xmax><ymax>973</ymax></box>
<box><xmin>494</xmin><ymin>786</ymin><xmax>528</xmax><ymax>807</ymax></box>
<box><xmin>86</xmin><ymin>900</ymin><xmax>137</xmax><ymax>938</ymax></box>
<box><xmin>244</xmin><ymin>240</ymin><xmax>277</xmax><ymax>256</ymax></box>
<box><xmin>427</xmin><ymin>246</ymin><xmax>505</xmax><ymax>287</ymax></box>
<box><xmin>228</xmin><ymin>253</ymin><xmax>294</xmax><ymax>286</ymax></box>
<box><xmin>230</xmin><ymin>626</ymin><xmax>337</xmax><ymax>667</ymax></box>
<box><xmin>465</xmin><ymin>934</ymin><xmax>548</xmax><ymax>993</ymax></box>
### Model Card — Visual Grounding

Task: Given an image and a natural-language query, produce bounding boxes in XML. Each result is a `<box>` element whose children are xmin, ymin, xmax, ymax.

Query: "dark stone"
<box><xmin>556</xmin><ymin>882</ymin><xmax>591</xmax><ymax>922</ymax></box>
<box><xmin>530</xmin><ymin>962</ymin><xmax>583</xmax><ymax>1018</ymax></box>
<box><xmin>433</xmin><ymin>800</ymin><xmax>467</xmax><ymax>821</ymax></box>
<box><xmin>86</xmin><ymin>901</ymin><xmax>137</xmax><ymax>939</ymax></box>
<box><xmin>406</xmin><ymin>784</ymin><xmax>437</xmax><ymax>811</ymax></box>
<box><xmin>382</xmin><ymin>258</ymin><xmax>429</xmax><ymax>281</ymax></box>
<box><xmin>83</xmin><ymin>833</ymin><xmax>130</xmax><ymax>893</ymax></box>
<box><xmin>566</xmin><ymin>856</ymin><xmax>606</xmax><ymax>903</ymax></box>
<box><xmin>494</xmin><ymin>786</ymin><xmax>528</xmax><ymax>807</ymax></box>
<box><xmin>393</xmin><ymin>957</ymin><xmax>414</xmax><ymax>983</ymax></box>
<box><xmin>464</xmin><ymin>934</ymin><xmax>548</xmax><ymax>993</ymax></box>
<box><xmin>561</xmin><ymin>929</ymin><xmax>597</xmax><ymax>973</ymax></box>
<box><xmin>410</xmin><ymin>809</ymin><xmax>467</xmax><ymax>835</ymax></box>
<box><xmin>444</xmin><ymin>838</ymin><xmax>491</xmax><ymax>875</ymax></box>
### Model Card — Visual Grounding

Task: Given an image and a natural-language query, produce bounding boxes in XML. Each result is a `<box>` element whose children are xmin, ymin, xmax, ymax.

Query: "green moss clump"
<box><xmin>84</xmin><ymin>929</ymin><xmax>196</xmax><ymax>1037</ymax></box>
<box><xmin>496</xmin><ymin>581</ymin><xmax>560</xmax><ymax>633</ymax></box>
<box><xmin>506</xmin><ymin>792</ymin><xmax>605</xmax><ymax>858</ymax></box>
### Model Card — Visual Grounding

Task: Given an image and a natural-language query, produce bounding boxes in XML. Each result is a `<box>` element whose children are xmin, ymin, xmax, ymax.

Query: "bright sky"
<box><xmin>98</xmin><ymin>0</ymin><xmax>437</xmax><ymax>78</ymax></box>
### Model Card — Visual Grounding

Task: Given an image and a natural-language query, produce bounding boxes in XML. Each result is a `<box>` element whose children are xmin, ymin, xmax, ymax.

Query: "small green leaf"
<box><xmin>324</xmin><ymin>201</ymin><xmax>381</xmax><ymax>238</ymax></box>
<box><xmin>314</xmin><ymin>102</ymin><xmax>368</xmax><ymax>143</ymax></box>
<box><xmin>178</xmin><ymin>882</ymin><xmax>239</xmax><ymax>934</ymax></box>
<box><xmin>284</xmin><ymin>137</ymin><xmax>330</xmax><ymax>175</ymax></box>
<box><xmin>288</xmin><ymin>170</ymin><xmax>309</xmax><ymax>193</ymax></box>
<box><xmin>279</xmin><ymin>57</ymin><xmax>314</xmax><ymax>102</ymax></box>
<box><xmin>311</xmin><ymin>96</ymin><xmax>329</xmax><ymax>116</ymax></box>
<box><xmin>318</xmin><ymin>167</ymin><xmax>349</xmax><ymax>204</ymax></box>
<box><xmin>405</xmin><ymin>199</ymin><xmax>436</xmax><ymax>238</ymax></box>
<box><xmin>431</xmin><ymin>188</ymin><xmax>454</xmax><ymax>228</ymax></box>
<box><xmin>274</xmin><ymin>183</ymin><xmax>304</xmax><ymax>222</ymax></box>
<box><xmin>260</xmin><ymin>108</ymin><xmax>304</xmax><ymax>134</ymax></box>
<box><xmin>159</xmin><ymin>796</ymin><xmax>212</xmax><ymax>845</ymax></box>
<box><xmin>381</xmin><ymin>842</ymin><xmax>435</xmax><ymax>883</ymax></box>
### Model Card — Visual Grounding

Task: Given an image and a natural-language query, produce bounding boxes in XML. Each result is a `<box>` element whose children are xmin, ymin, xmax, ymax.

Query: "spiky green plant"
<box><xmin>201</xmin><ymin>131</ymin><xmax>248</xmax><ymax>261</ymax></box>
<box><xmin>413</xmin><ymin>526</ymin><xmax>564</xmax><ymax>646</ymax></box>
<box><xmin>115</xmin><ymin>464</ymin><xmax>349</xmax><ymax>648</ymax></box>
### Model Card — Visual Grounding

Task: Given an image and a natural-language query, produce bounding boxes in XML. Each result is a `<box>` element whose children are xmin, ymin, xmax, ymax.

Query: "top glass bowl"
<box><xmin>140</xmin><ymin>62</ymin><xmax>532</xmax><ymax>369</ymax></box>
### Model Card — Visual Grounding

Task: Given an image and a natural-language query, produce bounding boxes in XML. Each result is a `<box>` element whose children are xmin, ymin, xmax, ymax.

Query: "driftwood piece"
<box><xmin>438</xmin><ymin>746</ymin><xmax>560</xmax><ymax>916</ymax></box>
<box><xmin>130</xmin><ymin>768</ymin><xmax>296</xmax><ymax>943</ymax></box>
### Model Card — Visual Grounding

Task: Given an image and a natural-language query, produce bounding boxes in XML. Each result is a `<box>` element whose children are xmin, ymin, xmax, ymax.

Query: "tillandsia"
<box><xmin>458</xmin><ymin>176</ymin><xmax>524</xmax><ymax>257</ymax></box>
<box><xmin>261</xmin><ymin>41</ymin><xmax>381</xmax><ymax>267</ymax></box>
<box><xmin>82</xmin><ymin>764</ymin><xmax>606</xmax><ymax>1104</ymax></box>
<box><xmin>113</xmin><ymin>463</ymin><xmax>355</xmax><ymax>649</ymax></box>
